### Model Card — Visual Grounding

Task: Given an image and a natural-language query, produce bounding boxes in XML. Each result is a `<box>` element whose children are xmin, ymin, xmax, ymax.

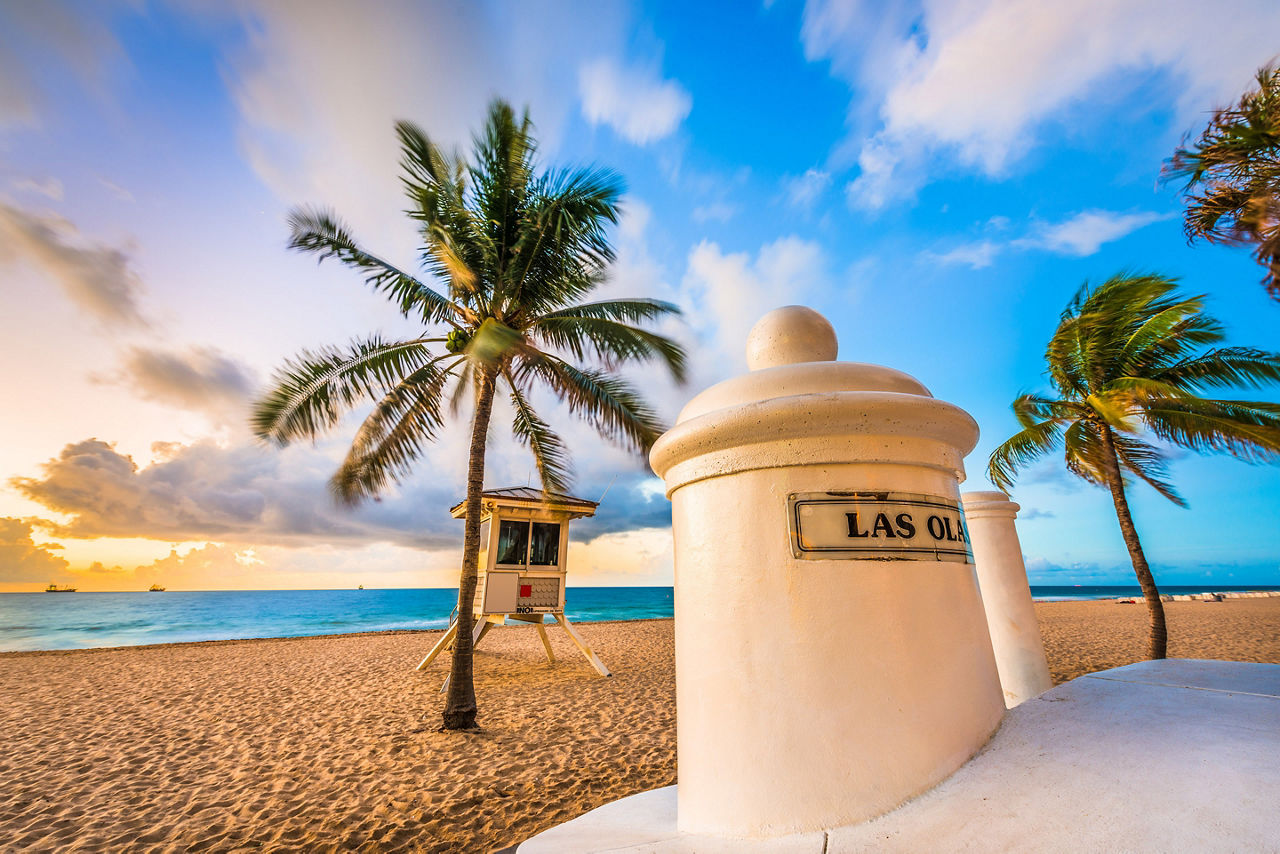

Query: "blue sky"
<box><xmin>1</xmin><ymin>0</ymin><xmax>1278</xmax><ymax>590</ymax></box>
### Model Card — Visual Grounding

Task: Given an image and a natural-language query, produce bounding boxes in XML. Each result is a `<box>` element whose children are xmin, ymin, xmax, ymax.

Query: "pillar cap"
<box><xmin>650</xmin><ymin>307</ymin><xmax>979</xmax><ymax>489</ymax></box>
<box><xmin>961</xmin><ymin>491</ymin><xmax>1021</xmax><ymax>517</ymax></box>
<box><xmin>746</xmin><ymin>305</ymin><xmax>838</xmax><ymax>370</ymax></box>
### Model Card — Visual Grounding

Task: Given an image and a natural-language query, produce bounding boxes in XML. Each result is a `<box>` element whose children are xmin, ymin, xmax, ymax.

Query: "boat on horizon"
<box><xmin>148</xmin><ymin>584</ymin><xmax>165</xmax><ymax>592</ymax></box>
<box><xmin>44</xmin><ymin>583</ymin><xmax>76</xmax><ymax>593</ymax></box>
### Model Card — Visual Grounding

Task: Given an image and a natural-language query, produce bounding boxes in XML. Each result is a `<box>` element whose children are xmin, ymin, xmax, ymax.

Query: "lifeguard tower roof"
<box><xmin>449</xmin><ymin>487</ymin><xmax>599</xmax><ymax>519</ymax></box>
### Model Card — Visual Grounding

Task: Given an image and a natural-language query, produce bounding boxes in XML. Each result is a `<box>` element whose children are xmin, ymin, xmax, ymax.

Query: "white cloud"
<box><xmin>926</xmin><ymin>208</ymin><xmax>1167</xmax><ymax>269</ymax></box>
<box><xmin>691</xmin><ymin>202</ymin><xmax>737</xmax><ymax>223</ymax></box>
<box><xmin>783</xmin><ymin>168</ymin><xmax>831</xmax><ymax>209</ymax></box>
<box><xmin>578</xmin><ymin>57</ymin><xmax>692</xmax><ymax>145</ymax></box>
<box><xmin>927</xmin><ymin>240</ymin><xmax>1001</xmax><ymax>270</ymax></box>
<box><xmin>1019</xmin><ymin>209</ymin><xmax>1168</xmax><ymax>256</ymax></box>
<box><xmin>681</xmin><ymin>236</ymin><xmax>829</xmax><ymax>368</ymax></box>
<box><xmin>803</xmin><ymin>0</ymin><xmax>1280</xmax><ymax>210</ymax></box>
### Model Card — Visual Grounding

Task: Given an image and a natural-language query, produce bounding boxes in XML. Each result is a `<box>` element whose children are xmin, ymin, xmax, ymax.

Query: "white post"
<box><xmin>649</xmin><ymin>306</ymin><xmax>1004</xmax><ymax>839</ymax></box>
<box><xmin>962</xmin><ymin>491</ymin><xmax>1053</xmax><ymax>707</ymax></box>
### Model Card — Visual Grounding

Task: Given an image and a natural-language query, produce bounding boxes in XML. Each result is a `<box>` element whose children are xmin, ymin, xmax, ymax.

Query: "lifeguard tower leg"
<box><xmin>554</xmin><ymin>613</ymin><xmax>610</xmax><ymax>677</ymax></box>
<box><xmin>416</xmin><ymin>622</ymin><xmax>458</xmax><ymax>671</ymax></box>
<box><xmin>535</xmin><ymin>621</ymin><xmax>556</xmax><ymax>664</ymax></box>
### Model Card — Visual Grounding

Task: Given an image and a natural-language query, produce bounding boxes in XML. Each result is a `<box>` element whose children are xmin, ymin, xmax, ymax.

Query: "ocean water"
<box><xmin>0</xmin><ymin>587</ymin><xmax>674</xmax><ymax>652</ymax></box>
<box><xmin>2</xmin><ymin>584</ymin><xmax>1276</xmax><ymax>652</ymax></box>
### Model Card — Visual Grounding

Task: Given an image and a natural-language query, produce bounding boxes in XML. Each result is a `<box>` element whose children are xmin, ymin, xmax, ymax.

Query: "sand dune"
<box><xmin>1</xmin><ymin>599</ymin><xmax>1278</xmax><ymax>852</ymax></box>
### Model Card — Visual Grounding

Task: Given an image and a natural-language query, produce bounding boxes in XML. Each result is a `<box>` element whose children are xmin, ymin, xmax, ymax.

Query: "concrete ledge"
<box><xmin>515</xmin><ymin>660</ymin><xmax>1280</xmax><ymax>853</ymax></box>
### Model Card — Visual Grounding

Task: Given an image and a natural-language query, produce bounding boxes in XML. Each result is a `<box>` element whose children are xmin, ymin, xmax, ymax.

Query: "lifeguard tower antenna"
<box><xmin>417</xmin><ymin>487</ymin><xmax>610</xmax><ymax>687</ymax></box>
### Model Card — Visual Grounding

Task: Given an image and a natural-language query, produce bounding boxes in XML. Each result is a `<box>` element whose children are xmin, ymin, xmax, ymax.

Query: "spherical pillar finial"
<box><xmin>745</xmin><ymin>305</ymin><xmax>838</xmax><ymax>370</ymax></box>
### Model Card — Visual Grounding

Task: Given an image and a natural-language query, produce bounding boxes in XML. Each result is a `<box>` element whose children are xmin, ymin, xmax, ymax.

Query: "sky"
<box><xmin>1</xmin><ymin>0</ymin><xmax>1279</xmax><ymax>592</ymax></box>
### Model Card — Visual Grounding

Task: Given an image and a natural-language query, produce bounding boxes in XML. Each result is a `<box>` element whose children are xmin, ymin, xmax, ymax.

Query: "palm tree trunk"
<box><xmin>1098</xmin><ymin>425</ymin><xmax>1168</xmax><ymax>659</ymax></box>
<box><xmin>442</xmin><ymin>366</ymin><xmax>498</xmax><ymax>730</ymax></box>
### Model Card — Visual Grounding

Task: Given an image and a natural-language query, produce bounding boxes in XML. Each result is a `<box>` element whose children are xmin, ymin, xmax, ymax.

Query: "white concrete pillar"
<box><xmin>961</xmin><ymin>491</ymin><xmax>1053</xmax><ymax>708</ymax></box>
<box><xmin>649</xmin><ymin>306</ymin><xmax>1005</xmax><ymax>839</ymax></box>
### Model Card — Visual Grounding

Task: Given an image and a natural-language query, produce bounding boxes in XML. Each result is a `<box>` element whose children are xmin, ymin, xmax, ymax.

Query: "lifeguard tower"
<box><xmin>416</xmin><ymin>487</ymin><xmax>610</xmax><ymax>682</ymax></box>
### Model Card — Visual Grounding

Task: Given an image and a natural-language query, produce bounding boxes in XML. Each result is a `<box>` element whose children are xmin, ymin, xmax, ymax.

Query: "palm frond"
<box><xmin>286</xmin><ymin>207</ymin><xmax>460</xmax><ymax>325</ymax></box>
<box><xmin>1142</xmin><ymin>398</ymin><xmax>1280</xmax><ymax>463</ymax></box>
<box><xmin>1011</xmin><ymin>393</ymin><xmax>1085</xmax><ymax>429</ymax></box>
<box><xmin>505</xmin><ymin>166</ymin><xmax>624</xmax><ymax>314</ymax></box>
<box><xmin>1111</xmin><ymin>434</ymin><xmax>1186</xmax><ymax>506</ymax></box>
<box><xmin>515</xmin><ymin>349</ymin><xmax>665</xmax><ymax>453</ymax></box>
<box><xmin>539</xmin><ymin>298</ymin><xmax>682</xmax><ymax>324</ymax></box>
<box><xmin>251</xmin><ymin>336</ymin><xmax>439</xmax><ymax>444</ymax></box>
<box><xmin>1061</xmin><ymin>419</ymin><xmax>1108</xmax><ymax>487</ymax></box>
<box><xmin>532</xmin><ymin>315</ymin><xmax>687</xmax><ymax>382</ymax></box>
<box><xmin>504</xmin><ymin>372</ymin><xmax>572</xmax><ymax>494</ymax></box>
<box><xmin>1163</xmin><ymin>65</ymin><xmax>1280</xmax><ymax>299</ymax></box>
<box><xmin>1155</xmin><ymin>347</ymin><xmax>1280</xmax><ymax>390</ymax></box>
<box><xmin>987</xmin><ymin>416</ymin><xmax>1067</xmax><ymax>492</ymax></box>
<box><xmin>331</xmin><ymin>356</ymin><xmax>461</xmax><ymax>504</ymax></box>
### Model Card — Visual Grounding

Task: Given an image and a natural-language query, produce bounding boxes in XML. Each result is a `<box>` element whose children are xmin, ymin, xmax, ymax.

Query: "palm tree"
<box><xmin>988</xmin><ymin>273</ymin><xmax>1280</xmax><ymax>659</ymax></box>
<box><xmin>1165</xmin><ymin>65</ymin><xmax>1280</xmax><ymax>300</ymax></box>
<box><xmin>252</xmin><ymin>101</ymin><xmax>686</xmax><ymax>730</ymax></box>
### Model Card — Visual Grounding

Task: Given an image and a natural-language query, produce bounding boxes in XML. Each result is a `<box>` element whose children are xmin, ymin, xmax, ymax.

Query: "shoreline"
<box><xmin>0</xmin><ymin>617</ymin><xmax>674</xmax><ymax>658</ymax></box>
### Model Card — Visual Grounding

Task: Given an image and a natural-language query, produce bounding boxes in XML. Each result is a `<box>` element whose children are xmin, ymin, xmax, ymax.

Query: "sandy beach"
<box><xmin>2</xmin><ymin>598</ymin><xmax>1278</xmax><ymax>853</ymax></box>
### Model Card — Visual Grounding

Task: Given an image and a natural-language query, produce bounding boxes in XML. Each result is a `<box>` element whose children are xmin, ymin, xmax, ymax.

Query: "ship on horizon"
<box><xmin>44</xmin><ymin>583</ymin><xmax>76</xmax><ymax>593</ymax></box>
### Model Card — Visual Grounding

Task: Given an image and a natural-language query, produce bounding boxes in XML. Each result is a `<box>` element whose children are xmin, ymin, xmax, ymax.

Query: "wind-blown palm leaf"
<box><xmin>1142</xmin><ymin>399</ymin><xmax>1280</xmax><ymax>462</ymax></box>
<box><xmin>1011</xmin><ymin>393</ymin><xmax>1083</xmax><ymax>428</ymax></box>
<box><xmin>987</xmin><ymin>416</ymin><xmax>1065</xmax><ymax>493</ymax></box>
<box><xmin>540</xmin><ymin>298</ymin><xmax>681</xmax><ymax>324</ymax></box>
<box><xmin>287</xmin><ymin>207</ymin><xmax>461</xmax><ymax>325</ymax></box>
<box><xmin>331</xmin><ymin>356</ymin><xmax>462</xmax><ymax>504</ymax></box>
<box><xmin>1118</xmin><ymin>298</ymin><xmax>1213</xmax><ymax>376</ymax></box>
<box><xmin>1110</xmin><ymin>433</ymin><xmax>1184</xmax><ymax>506</ymax></box>
<box><xmin>396</xmin><ymin>121</ymin><xmax>486</xmax><ymax>301</ymax></box>
<box><xmin>515</xmin><ymin>351</ymin><xmax>666</xmax><ymax>453</ymax></box>
<box><xmin>508</xmin><ymin>167</ymin><xmax>624</xmax><ymax>313</ymax></box>
<box><xmin>1156</xmin><ymin>348</ymin><xmax>1280</xmax><ymax>389</ymax></box>
<box><xmin>252</xmin><ymin>337</ymin><xmax>440</xmax><ymax>443</ymax></box>
<box><xmin>1101</xmin><ymin>377</ymin><xmax>1196</xmax><ymax>405</ymax></box>
<box><xmin>505</xmin><ymin>374</ymin><xmax>571</xmax><ymax>494</ymax></box>
<box><xmin>1164</xmin><ymin>65</ymin><xmax>1280</xmax><ymax>299</ymax></box>
<box><xmin>533</xmin><ymin>315</ymin><xmax>688</xmax><ymax>382</ymax></box>
<box><xmin>1060</xmin><ymin>418</ymin><xmax>1113</xmax><ymax>488</ymax></box>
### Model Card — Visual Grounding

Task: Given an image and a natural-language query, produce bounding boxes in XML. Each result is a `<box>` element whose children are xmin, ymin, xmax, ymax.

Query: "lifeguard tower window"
<box><xmin>496</xmin><ymin>520</ymin><xmax>529</xmax><ymax>566</ymax></box>
<box><xmin>495</xmin><ymin>519</ymin><xmax>562</xmax><ymax>566</ymax></box>
<box><xmin>530</xmin><ymin>522</ymin><xmax>560</xmax><ymax>565</ymax></box>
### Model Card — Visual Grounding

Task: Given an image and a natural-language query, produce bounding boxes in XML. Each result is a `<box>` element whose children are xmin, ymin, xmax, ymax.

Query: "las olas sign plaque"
<box><xmin>788</xmin><ymin>492</ymin><xmax>974</xmax><ymax>564</ymax></box>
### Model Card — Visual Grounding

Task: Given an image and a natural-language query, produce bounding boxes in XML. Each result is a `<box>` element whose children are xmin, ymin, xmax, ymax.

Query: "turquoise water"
<box><xmin>0</xmin><ymin>587</ymin><xmax>674</xmax><ymax>652</ymax></box>
<box><xmin>2</xmin><ymin>584</ymin><xmax>1276</xmax><ymax>652</ymax></box>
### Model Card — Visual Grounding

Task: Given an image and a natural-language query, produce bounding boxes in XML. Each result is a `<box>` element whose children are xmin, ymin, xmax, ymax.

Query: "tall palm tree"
<box><xmin>252</xmin><ymin>101</ymin><xmax>686</xmax><ymax>730</ymax></box>
<box><xmin>1165</xmin><ymin>65</ymin><xmax>1280</xmax><ymax>300</ymax></box>
<box><xmin>988</xmin><ymin>273</ymin><xmax>1280</xmax><ymax>659</ymax></box>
